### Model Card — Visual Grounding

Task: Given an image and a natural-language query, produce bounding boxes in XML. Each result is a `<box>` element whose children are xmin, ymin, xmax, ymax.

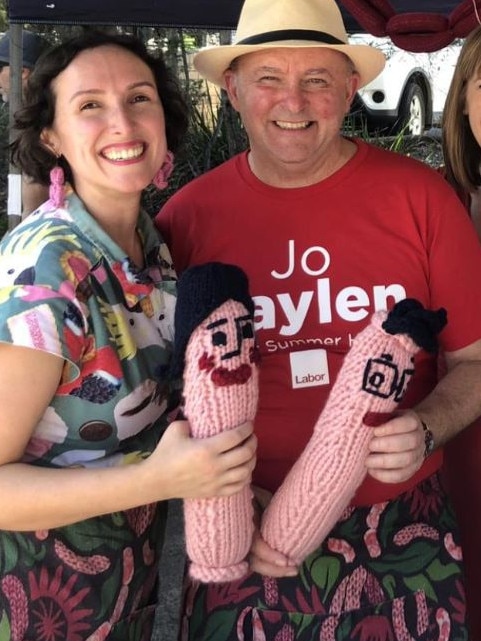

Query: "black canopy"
<box><xmin>8</xmin><ymin>0</ymin><xmax>461</xmax><ymax>33</ymax></box>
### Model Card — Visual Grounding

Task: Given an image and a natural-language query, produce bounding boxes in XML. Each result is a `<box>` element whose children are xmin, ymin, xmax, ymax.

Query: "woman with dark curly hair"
<box><xmin>0</xmin><ymin>31</ymin><xmax>256</xmax><ymax>641</ymax></box>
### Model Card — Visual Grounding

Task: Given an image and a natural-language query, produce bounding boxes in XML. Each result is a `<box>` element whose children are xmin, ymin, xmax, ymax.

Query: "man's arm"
<box><xmin>366</xmin><ymin>338</ymin><xmax>481</xmax><ymax>482</ymax></box>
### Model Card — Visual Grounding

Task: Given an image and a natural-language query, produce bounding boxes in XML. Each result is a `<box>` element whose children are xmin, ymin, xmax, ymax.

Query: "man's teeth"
<box><xmin>275</xmin><ymin>121</ymin><xmax>310</xmax><ymax>130</ymax></box>
<box><xmin>104</xmin><ymin>145</ymin><xmax>144</xmax><ymax>160</ymax></box>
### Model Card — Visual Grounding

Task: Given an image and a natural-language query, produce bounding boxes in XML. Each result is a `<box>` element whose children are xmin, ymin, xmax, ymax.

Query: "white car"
<box><xmin>348</xmin><ymin>34</ymin><xmax>462</xmax><ymax>136</ymax></box>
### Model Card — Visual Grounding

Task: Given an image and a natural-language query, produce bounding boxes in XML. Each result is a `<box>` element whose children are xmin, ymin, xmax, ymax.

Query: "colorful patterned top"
<box><xmin>0</xmin><ymin>193</ymin><xmax>177</xmax><ymax>641</ymax></box>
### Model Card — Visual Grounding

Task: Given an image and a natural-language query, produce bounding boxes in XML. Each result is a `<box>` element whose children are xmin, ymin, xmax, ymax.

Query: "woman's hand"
<box><xmin>248</xmin><ymin>485</ymin><xmax>298</xmax><ymax>577</ymax></box>
<box><xmin>248</xmin><ymin>529</ymin><xmax>298</xmax><ymax>577</ymax></box>
<box><xmin>145</xmin><ymin>419</ymin><xmax>257</xmax><ymax>501</ymax></box>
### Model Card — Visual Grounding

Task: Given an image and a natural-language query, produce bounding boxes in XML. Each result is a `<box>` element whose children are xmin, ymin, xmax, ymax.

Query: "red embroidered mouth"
<box><xmin>211</xmin><ymin>364</ymin><xmax>252</xmax><ymax>386</ymax></box>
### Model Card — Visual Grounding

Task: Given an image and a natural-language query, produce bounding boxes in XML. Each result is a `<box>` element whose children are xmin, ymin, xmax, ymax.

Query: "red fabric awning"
<box><xmin>340</xmin><ymin>0</ymin><xmax>481</xmax><ymax>50</ymax></box>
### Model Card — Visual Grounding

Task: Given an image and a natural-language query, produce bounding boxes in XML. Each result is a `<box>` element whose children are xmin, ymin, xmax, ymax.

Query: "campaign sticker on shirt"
<box><xmin>290</xmin><ymin>349</ymin><xmax>330</xmax><ymax>389</ymax></box>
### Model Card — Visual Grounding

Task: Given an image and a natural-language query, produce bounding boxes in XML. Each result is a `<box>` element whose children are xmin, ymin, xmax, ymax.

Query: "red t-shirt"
<box><xmin>157</xmin><ymin>139</ymin><xmax>481</xmax><ymax>505</ymax></box>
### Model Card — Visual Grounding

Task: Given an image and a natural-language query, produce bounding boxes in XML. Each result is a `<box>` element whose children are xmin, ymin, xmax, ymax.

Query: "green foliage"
<box><xmin>0</xmin><ymin>25</ymin><xmax>444</xmax><ymax>228</ymax></box>
<box><xmin>370</xmin><ymin>131</ymin><xmax>443</xmax><ymax>166</ymax></box>
<box><xmin>0</xmin><ymin>0</ymin><xmax>7</xmax><ymax>32</ymax></box>
<box><xmin>142</xmin><ymin>41</ymin><xmax>249</xmax><ymax>216</ymax></box>
<box><xmin>143</xmin><ymin>86</ymin><xmax>248</xmax><ymax>215</ymax></box>
<box><xmin>0</xmin><ymin>104</ymin><xmax>9</xmax><ymax>237</ymax></box>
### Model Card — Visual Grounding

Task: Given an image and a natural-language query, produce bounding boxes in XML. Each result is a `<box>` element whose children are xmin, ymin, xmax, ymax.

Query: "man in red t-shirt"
<box><xmin>157</xmin><ymin>0</ymin><xmax>481</xmax><ymax>637</ymax></box>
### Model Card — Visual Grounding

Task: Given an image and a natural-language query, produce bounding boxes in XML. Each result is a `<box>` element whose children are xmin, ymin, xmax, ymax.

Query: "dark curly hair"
<box><xmin>10</xmin><ymin>31</ymin><xmax>189</xmax><ymax>186</ymax></box>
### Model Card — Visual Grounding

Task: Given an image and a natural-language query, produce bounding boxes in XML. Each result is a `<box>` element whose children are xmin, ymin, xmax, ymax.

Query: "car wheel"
<box><xmin>395</xmin><ymin>82</ymin><xmax>426</xmax><ymax>136</ymax></box>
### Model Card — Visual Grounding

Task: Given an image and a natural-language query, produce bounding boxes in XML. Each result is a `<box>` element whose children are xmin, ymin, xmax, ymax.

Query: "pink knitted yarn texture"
<box><xmin>152</xmin><ymin>151</ymin><xmax>174</xmax><ymax>189</ymax></box>
<box><xmin>261</xmin><ymin>310</ymin><xmax>421</xmax><ymax>565</ymax></box>
<box><xmin>49</xmin><ymin>166</ymin><xmax>65</xmax><ymax>209</ymax></box>
<box><xmin>183</xmin><ymin>299</ymin><xmax>258</xmax><ymax>583</ymax></box>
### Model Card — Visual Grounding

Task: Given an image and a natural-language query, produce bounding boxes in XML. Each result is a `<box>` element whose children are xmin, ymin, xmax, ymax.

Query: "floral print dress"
<box><xmin>0</xmin><ymin>194</ymin><xmax>177</xmax><ymax>641</ymax></box>
<box><xmin>183</xmin><ymin>474</ymin><xmax>468</xmax><ymax>641</ymax></box>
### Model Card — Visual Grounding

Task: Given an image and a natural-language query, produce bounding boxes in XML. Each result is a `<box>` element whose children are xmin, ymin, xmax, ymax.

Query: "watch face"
<box><xmin>421</xmin><ymin>421</ymin><xmax>434</xmax><ymax>457</ymax></box>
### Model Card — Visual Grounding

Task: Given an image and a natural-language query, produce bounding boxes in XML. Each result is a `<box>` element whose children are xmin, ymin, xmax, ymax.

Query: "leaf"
<box><xmin>376</xmin><ymin>504</ymin><xmax>400</xmax><ymax>548</ymax></box>
<box><xmin>426</xmin><ymin>558</ymin><xmax>461</xmax><ymax>582</ymax></box>
<box><xmin>99</xmin><ymin>560</ymin><xmax>122</xmax><ymax>621</ymax></box>
<box><xmin>308</xmin><ymin>555</ymin><xmax>341</xmax><ymax>597</ymax></box>
<box><xmin>0</xmin><ymin>611</ymin><xmax>11</xmax><ymax>640</ymax></box>
<box><xmin>297</xmin><ymin>613</ymin><xmax>319</xmax><ymax>638</ymax></box>
<box><xmin>403</xmin><ymin>574</ymin><xmax>436</xmax><ymax>601</ymax></box>
<box><xmin>0</xmin><ymin>535</ymin><xmax>18</xmax><ymax>574</ymax></box>
<box><xmin>15</xmin><ymin>533</ymin><xmax>45</xmax><ymax>566</ymax></box>
<box><xmin>201</xmin><ymin>609</ymin><xmax>238</xmax><ymax>641</ymax></box>
<box><xmin>369</xmin><ymin>540</ymin><xmax>438</xmax><ymax>575</ymax></box>
<box><xmin>112</xmin><ymin>512</ymin><xmax>124</xmax><ymax>527</ymax></box>
<box><xmin>186</xmin><ymin>589</ymin><xmax>206</xmax><ymax>640</ymax></box>
<box><xmin>61</xmin><ymin>517</ymin><xmax>131</xmax><ymax>553</ymax></box>
<box><xmin>381</xmin><ymin>573</ymin><xmax>396</xmax><ymax>599</ymax></box>
<box><xmin>337</xmin><ymin>613</ymin><xmax>354</xmax><ymax>639</ymax></box>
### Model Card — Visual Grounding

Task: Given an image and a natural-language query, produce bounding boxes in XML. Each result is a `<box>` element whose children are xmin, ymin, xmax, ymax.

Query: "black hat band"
<box><xmin>237</xmin><ymin>29</ymin><xmax>345</xmax><ymax>46</ymax></box>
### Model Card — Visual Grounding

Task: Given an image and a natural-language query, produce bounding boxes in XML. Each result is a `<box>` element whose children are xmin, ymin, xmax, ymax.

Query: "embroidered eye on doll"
<box><xmin>261</xmin><ymin>298</ymin><xmax>447</xmax><ymax>565</ymax></box>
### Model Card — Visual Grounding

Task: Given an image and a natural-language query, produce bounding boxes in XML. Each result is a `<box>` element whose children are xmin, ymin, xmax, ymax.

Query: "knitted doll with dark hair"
<box><xmin>261</xmin><ymin>299</ymin><xmax>447</xmax><ymax>565</ymax></box>
<box><xmin>172</xmin><ymin>262</ymin><xmax>259</xmax><ymax>583</ymax></box>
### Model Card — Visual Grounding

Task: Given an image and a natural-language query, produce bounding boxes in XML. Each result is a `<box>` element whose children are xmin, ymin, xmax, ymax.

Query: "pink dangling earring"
<box><xmin>152</xmin><ymin>150</ymin><xmax>174</xmax><ymax>189</ymax></box>
<box><xmin>49</xmin><ymin>165</ymin><xmax>65</xmax><ymax>209</ymax></box>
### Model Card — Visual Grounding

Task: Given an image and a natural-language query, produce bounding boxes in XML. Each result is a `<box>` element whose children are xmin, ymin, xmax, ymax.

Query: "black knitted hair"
<box><xmin>382</xmin><ymin>298</ymin><xmax>447</xmax><ymax>353</ymax></box>
<box><xmin>171</xmin><ymin>262</ymin><xmax>255</xmax><ymax>379</ymax></box>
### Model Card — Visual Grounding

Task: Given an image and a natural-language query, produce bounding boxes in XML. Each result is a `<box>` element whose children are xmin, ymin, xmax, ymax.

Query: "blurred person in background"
<box><xmin>441</xmin><ymin>24</ymin><xmax>481</xmax><ymax>640</ymax></box>
<box><xmin>0</xmin><ymin>29</ymin><xmax>50</xmax><ymax>216</ymax></box>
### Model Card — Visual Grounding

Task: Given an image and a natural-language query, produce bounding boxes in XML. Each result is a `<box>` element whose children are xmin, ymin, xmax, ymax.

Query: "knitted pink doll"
<box><xmin>172</xmin><ymin>262</ymin><xmax>259</xmax><ymax>583</ymax></box>
<box><xmin>261</xmin><ymin>299</ymin><xmax>447</xmax><ymax>565</ymax></box>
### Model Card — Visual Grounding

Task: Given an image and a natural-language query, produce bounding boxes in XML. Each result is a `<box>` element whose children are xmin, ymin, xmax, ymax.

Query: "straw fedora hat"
<box><xmin>194</xmin><ymin>0</ymin><xmax>385</xmax><ymax>89</ymax></box>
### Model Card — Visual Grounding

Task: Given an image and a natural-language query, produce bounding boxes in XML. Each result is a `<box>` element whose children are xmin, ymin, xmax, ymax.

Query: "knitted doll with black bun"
<box><xmin>172</xmin><ymin>262</ymin><xmax>259</xmax><ymax>583</ymax></box>
<box><xmin>261</xmin><ymin>299</ymin><xmax>447</xmax><ymax>565</ymax></box>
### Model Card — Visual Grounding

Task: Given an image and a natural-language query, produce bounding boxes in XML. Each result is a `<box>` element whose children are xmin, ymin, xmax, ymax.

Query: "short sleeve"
<box><xmin>0</xmin><ymin>284</ymin><xmax>87</xmax><ymax>366</ymax></box>
<box><xmin>0</xmin><ymin>222</ymin><xmax>90</xmax><ymax>374</ymax></box>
